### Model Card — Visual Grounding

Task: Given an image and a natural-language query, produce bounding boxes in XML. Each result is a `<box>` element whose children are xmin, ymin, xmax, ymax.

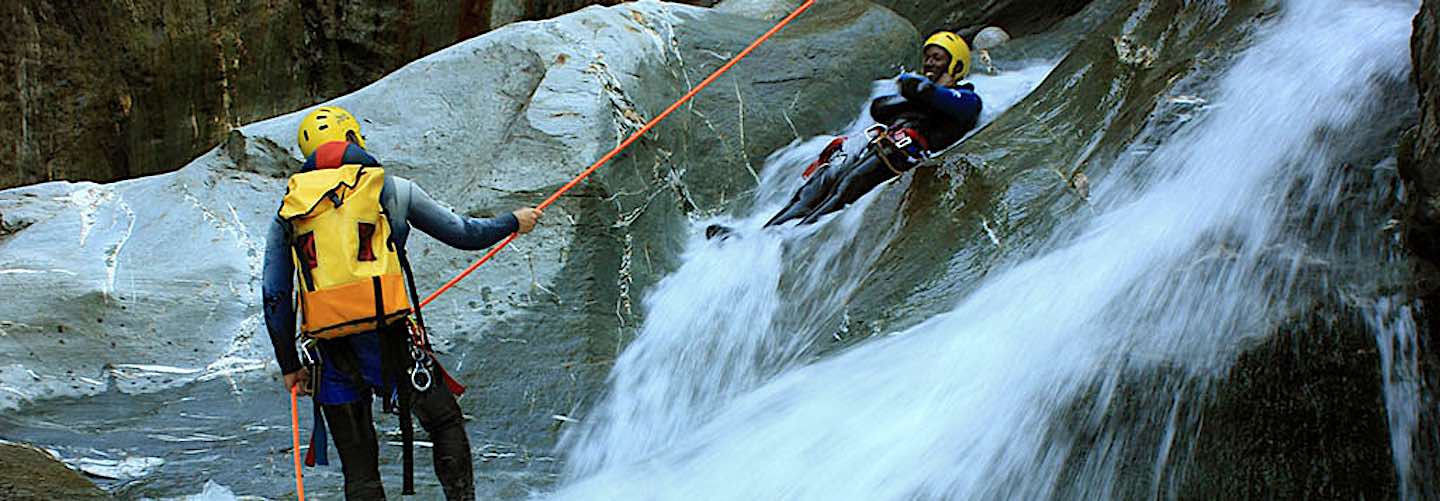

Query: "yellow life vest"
<box><xmin>278</xmin><ymin>165</ymin><xmax>411</xmax><ymax>339</ymax></box>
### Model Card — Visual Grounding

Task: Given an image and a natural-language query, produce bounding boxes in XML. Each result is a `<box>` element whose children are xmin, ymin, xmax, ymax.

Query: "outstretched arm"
<box><xmin>406</xmin><ymin>183</ymin><xmax>526</xmax><ymax>251</ymax></box>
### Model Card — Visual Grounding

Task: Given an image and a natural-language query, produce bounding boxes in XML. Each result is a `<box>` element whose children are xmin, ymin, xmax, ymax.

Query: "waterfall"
<box><xmin>555</xmin><ymin>1</ymin><xmax>1421</xmax><ymax>498</ymax></box>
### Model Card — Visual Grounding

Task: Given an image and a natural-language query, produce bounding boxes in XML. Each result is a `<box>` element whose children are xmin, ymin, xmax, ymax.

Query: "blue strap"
<box><xmin>306</xmin><ymin>398</ymin><xmax>330</xmax><ymax>467</ymax></box>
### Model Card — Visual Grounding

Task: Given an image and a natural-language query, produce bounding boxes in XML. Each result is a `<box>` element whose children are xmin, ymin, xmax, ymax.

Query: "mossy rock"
<box><xmin>0</xmin><ymin>443</ymin><xmax>108</xmax><ymax>500</ymax></box>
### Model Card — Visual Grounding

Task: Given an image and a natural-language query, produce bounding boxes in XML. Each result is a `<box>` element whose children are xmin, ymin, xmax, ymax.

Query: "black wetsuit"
<box><xmin>764</xmin><ymin>74</ymin><xmax>982</xmax><ymax>228</ymax></box>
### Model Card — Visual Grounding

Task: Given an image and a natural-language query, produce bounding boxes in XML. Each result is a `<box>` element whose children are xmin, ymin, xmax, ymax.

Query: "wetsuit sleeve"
<box><xmin>406</xmin><ymin>183</ymin><xmax>520</xmax><ymax>251</ymax></box>
<box><xmin>869</xmin><ymin>94</ymin><xmax>917</xmax><ymax>125</ymax></box>
<box><xmin>899</xmin><ymin>74</ymin><xmax>983</xmax><ymax>124</ymax></box>
<box><xmin>261</xmin><ymin>215</ymin><xmax>303</xmax><ymax>375</ymax></box>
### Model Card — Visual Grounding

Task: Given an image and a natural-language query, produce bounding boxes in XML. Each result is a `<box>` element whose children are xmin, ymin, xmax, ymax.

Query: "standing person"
<box><xmin>261</xmin><ymin>105</ymin><xmax>542</xmax><ymax>500</ymax></box>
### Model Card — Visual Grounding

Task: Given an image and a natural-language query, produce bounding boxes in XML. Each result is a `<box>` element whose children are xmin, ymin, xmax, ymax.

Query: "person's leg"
<box><xmin>765</xmin><ymin>160</ymin><xmax>849</xmax><ymax>228</ymax></box>
<box><xmin>798</xmin><ymin>154</ymin><xmax>897</xmax><ymax>225</ymax></box>
<box><xmin>322</xmin><ymin>397</ymin><xmax>386</xmax><ymax>500</ymax></box>
<box><xmin>412</xmin><ymin>385</ymin><xmax>474</xmax><ymax>500</ymax></box>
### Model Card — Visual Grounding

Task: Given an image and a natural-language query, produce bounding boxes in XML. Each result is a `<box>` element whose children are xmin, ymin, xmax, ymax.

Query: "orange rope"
<box><xmin>419</xmin><ymin>0</ymin><xmax>816</xmax><ymax>309</ymax></box>
<box><xmin>291</xmin><ymin>384</ymin><xmax>306</xmax><ymax>501</ymax></box>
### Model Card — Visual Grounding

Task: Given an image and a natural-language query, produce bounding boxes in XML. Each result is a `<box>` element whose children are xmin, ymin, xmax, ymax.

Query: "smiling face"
<box><xmin>922</xmin><ymin>45</ymin><xmax>952</xmax><ymax>81</ymax></box>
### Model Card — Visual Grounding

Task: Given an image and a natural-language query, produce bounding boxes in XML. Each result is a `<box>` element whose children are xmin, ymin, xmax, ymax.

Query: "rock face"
<box><xmin>0</xmin><ymin>0</ymin><xmax>716</xmax><ymax>191</ymax></box>
<box><xmin>0</xmin><ymin>0</ymin><xmax>1425</xmax><ymax>498</ymax></box>
<box><xmin>875</xmin><ymin>0</ymin><xmax>1092</xmax><ymax>38</ymax></box>
<box><xmin>1397</xmin><ymin>1</ymin><xmax>1440</xmax><ymax>496</ymax></box>
<box><xmin>0</xmin><ymin>442</ymin><xmax>107</xmax><ymax>500</ymax></box>
<box><xmin>714</xmin><ymin>0</ymin><xmax>1091</xmax><ymax>37</ymax></box>
<box><xmin>1402</xmin><ymin>0</ymin><xmax>1440</xmax><ymax>329</ymax></box>
<box><xmin>0</xmin><ymin>0</ymin><xmax>452</xmax><ymax>190</ymax></box>
<box><xmin>521</xmin><ymin>0</ymin><xmax>718</xmax><ymax>22</ymax></box>
<box><xmin>0</xmin><ymin>1</ymin><xmax>912</xmax><ymax>497</ymax></box>
<box><xmin>1182</xmin><ymin>309</ymin><xmax>1397</xmax><ymax>499</ymax></box>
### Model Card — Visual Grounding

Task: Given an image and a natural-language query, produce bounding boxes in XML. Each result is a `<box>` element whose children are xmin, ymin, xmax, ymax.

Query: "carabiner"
<box><xmin>297</xmin><ymin>337</ymin><xmax>320</xmax><ymax>367</ymax></box>
<box><xmin>409</xmin><ymin>365</ymin><xmax>433</xmax><ymax>392</ymax></box>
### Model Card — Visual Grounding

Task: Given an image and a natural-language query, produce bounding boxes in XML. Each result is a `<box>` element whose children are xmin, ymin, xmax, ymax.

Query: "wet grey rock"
<box><xmin>873</xmin><ymin>0</ymin><xmax>1093</xmax><ymax>39</ymax></box>
<box><xmin>1401</xmin><ymin>0</ymin><xmax>1440</xmax><ymax>291</ymax></box>
<box><xmin>1396</xmin><ymin>1</ymin><xmax>1440</xmax><ymax>496</ymax></box>
<box><xmin>0</xmin><ymin>0</ymin><xmax>1420</xmax><ymax>498</ymax></box>
<box><xmin>1180</xmin><ymin>307</ymin><xmax>1396</xmax><ymax>499</ymax></box>
<box><xmin>219</xmin><ymin>130</ymin><xmax>295</xmax><ymax>179</ymax></box>
<box><xmin>0</xmin><ymin>1</ymin><xmax>911</xmax><ymax>497</ymax></box>
<box><xmin>836</xmin><ymin>0</ymin><xmax>1416</xmax><ymax>497</ymax></box>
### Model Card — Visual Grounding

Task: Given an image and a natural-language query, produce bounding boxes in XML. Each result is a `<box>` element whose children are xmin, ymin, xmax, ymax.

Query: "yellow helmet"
<box><xmin>297</xmin><ymin>105</ymin><xmax>365</xmax><ymax>158</ymax></box>
<box><xmin>923</xmin><ymin>31</ymin><xmax>973</xmax><ymax>80</ymax></box>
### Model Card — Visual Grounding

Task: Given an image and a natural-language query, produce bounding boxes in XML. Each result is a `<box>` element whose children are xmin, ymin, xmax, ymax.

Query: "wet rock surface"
<box><xmin>1402</xmin><ymin>0</ymin><xmax>1440</xmax><ymax>344</ymax></box>
<box><xmin>715</xmin><ymin>0</ymin><xmax>1092</xmax><ymax>39</ymax></box>
<box><xmin>0</xmin><ymin>0</ymin><xmax>1430</xmax><ymax>498</ymax></box>
<box><xmin>1040</xmin><ymin>302</ymin><xmax>1401</xmax><ymax>500</ymax></box>
<box><xmin>1398</xmin><ymin>1</ymin><xmax>1440</xmax><ymax>498</ymax></box>
<box><xmin>1403</xmin><ymin>0</ymin><xmax>1440</xmax><ymax>250</ymax></box>
<box><xmin>1182</xmin><ymin>308</ymin><xmax>1396</xmax><ymax>500</ymax></box>
<box><xmin>0</xmin><ymin>1</ymin><xmax>911</xmax><ymax>497</ymax></box>
<box><xmin>829</xmin><ymin>0</ymin><xmax>1421</xmax><ymax>497</ymax></box>
<box><xmin>875</xmin><ymin>0</ymin><xmax>1092</xmax><ymax>39</ymax></box>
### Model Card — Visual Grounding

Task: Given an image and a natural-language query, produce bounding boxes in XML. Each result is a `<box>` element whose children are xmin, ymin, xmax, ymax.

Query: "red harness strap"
<box><xmin>873</xmin><ymin>125</ymin><xmax>929</xmax><ymax>173</ymax></box>
<box><xmin>887</xmin><ymin>127</ymin><xmax>929</xmax><ymax>153</ymax></box>
<box><xmin>802</xmin><ymin>136</ymin><xmax>848</xmax><ymax>178</ymax></box>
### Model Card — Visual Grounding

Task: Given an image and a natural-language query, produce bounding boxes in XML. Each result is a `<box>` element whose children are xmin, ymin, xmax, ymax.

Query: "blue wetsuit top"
<box><xmin>872</xmin><ymin>72</ymin><xmax>982</xmax><ymax>151</ymax></box>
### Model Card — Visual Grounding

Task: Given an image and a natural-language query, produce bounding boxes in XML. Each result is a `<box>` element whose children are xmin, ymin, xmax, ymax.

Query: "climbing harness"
<box><xmin>864</xmin><ymin>124</ymin><xmax>930</xmax><ymax>176</ymax></box>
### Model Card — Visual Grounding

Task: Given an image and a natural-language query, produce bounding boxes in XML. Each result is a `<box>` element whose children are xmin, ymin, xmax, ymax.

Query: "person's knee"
<box><xmin>414</xmin><ymin>389</ymin><xmax>466</xmax><ymax>432</ymax></box>
<box><xmin>831</xmin><ymin>178</ymin><xmax>864</xmax><ymax>206</ymax></box>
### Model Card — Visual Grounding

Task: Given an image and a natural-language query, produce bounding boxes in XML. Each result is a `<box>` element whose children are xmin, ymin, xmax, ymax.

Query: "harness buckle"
<box><xmin>872</xmin><ymin>126</ymin><xmax>928</xmax><ymax>165</ymax></box>
<box><xmin>864</xmin><ymin>124</ymin><xmax>890</xmax><ymax>143</ymax></box>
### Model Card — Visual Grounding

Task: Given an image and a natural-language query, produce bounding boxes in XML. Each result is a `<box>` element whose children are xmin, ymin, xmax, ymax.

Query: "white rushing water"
<box><xmin>555</xmin><ymin>0</ymin><xmax>1421</xmax><ymax>498</ymax></box>
<box><xmin>1367</xmin><ymin>295</ymin><xmax>1427</xmax><ymax>500</ymax></box>
<box><xmin>559</xmin><ymin>61</ymin><xmax>1058</xmax><ymax>479</ymax></box>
